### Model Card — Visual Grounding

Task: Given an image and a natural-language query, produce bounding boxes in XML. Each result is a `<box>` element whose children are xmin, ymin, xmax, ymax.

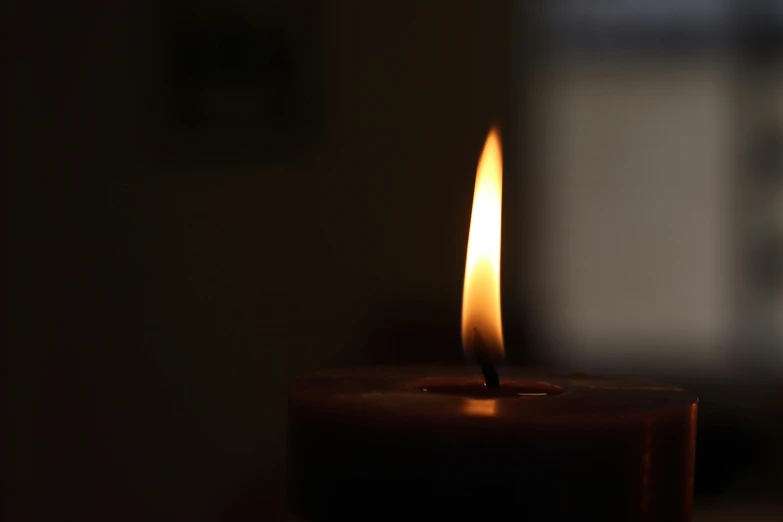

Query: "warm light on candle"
<box><xmin>461</xmin><ymin>398</ymin><xmax>498</xmax><ymax>417</ymax></box>
<box><xmin>462</xmin><ymin>126</ymin><xmax>504</xmax><ymax>361</ymax></box>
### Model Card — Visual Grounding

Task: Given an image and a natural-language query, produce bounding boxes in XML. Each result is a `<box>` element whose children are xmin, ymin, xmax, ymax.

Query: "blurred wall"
<box><xmin>6</xmin><ymin>0</ymin><xmax>512</xmax><ymax>520</ymax></box>
<box><xmin>537</xmin><ymin>56</ymin><xmax>736</xmax><ymax>371</ymax></box>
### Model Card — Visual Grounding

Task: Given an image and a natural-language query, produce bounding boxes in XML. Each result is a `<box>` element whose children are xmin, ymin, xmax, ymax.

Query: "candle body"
<box><xmin>287</xmin><ymin>366</ymin><xmax>697</xmax><ymax>522</ymax></box>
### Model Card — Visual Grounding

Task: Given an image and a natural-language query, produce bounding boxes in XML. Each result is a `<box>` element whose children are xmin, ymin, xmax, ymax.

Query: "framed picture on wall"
<box><xmin>141</xmin><ymin>0</ymin><xmax>324</xmax><ymax>167</ymax></box>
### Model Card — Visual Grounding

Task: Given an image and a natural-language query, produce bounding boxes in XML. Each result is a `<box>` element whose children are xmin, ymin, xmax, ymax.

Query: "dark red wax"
<box><xmin>286</xmin><ymin>366</ymin><xmax>698</xmax><ymax>522</ymax></box>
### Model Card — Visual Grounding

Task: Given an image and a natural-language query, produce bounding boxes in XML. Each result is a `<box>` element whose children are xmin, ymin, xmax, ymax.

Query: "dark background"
<box><xmin>7</xmin><ymin>1</ymin><xmax>514</xmax><ymax>520</ymax></box>
<box><xmin>6</xmin><ymin>1</ymin><xmax>783</xmax><ymax>521</ymax></box>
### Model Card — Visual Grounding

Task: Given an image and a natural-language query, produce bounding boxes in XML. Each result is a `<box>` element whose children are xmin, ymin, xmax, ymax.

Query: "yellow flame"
<box><xmin>461</xmin><ymin>126</ymin><xmax>504</xmax><ymax>359</ymax></box>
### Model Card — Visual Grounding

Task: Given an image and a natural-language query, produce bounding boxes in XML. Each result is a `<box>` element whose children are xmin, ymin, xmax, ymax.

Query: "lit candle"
<box><xmin>286</xmin><ymin>127</ymin><xmax>698</xmax><ymax>522</ymax></box>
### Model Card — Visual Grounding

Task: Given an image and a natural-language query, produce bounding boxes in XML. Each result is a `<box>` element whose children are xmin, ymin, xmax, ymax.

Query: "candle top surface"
<box><xmin>290</xmin><ymin>365</ymin><xmax>697</xmax><ymax>425</ymax></box>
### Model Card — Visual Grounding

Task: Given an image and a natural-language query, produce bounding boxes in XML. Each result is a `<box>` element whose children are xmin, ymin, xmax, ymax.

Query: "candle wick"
<box><xmin>473</xmin><ymin>327</ymin><xmax>499</xmax><ymax>388</ymax></box>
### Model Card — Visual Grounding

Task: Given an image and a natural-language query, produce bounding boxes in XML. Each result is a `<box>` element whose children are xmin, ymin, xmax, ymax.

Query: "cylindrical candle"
<box><xmin>286</xmin><ymin>366</ymin><xmax>697</xmax><ymax>522</ymax></box>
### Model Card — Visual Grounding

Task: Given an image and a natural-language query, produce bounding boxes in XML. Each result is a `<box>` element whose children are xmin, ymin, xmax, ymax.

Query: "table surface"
<box><xmin>693</xmin><ymin>506</ymin><xmax>783</xmax><ymax>522</ymax></box>
<box><xmin>227</xmin><ymin>485</ymin><xmax>782</xmax><ymax>522</ymax></box>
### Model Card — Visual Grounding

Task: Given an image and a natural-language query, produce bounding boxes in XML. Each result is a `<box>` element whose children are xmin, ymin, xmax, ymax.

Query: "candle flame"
<box><xmin>461</xmin><ymin>126</ymin><xmax>504</xmax><ymax>360</ymax></box>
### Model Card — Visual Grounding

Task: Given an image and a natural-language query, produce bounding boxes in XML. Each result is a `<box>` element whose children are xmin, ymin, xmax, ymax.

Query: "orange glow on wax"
<box><xmin>461</xmin><ymin>126</ymin><xmax>504</xmax><ymax>360</ymax></box>
<box><xmin>461</xmin><ymin>398</ymin><xmax>498</xmax><ymax>417</ymax></box>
